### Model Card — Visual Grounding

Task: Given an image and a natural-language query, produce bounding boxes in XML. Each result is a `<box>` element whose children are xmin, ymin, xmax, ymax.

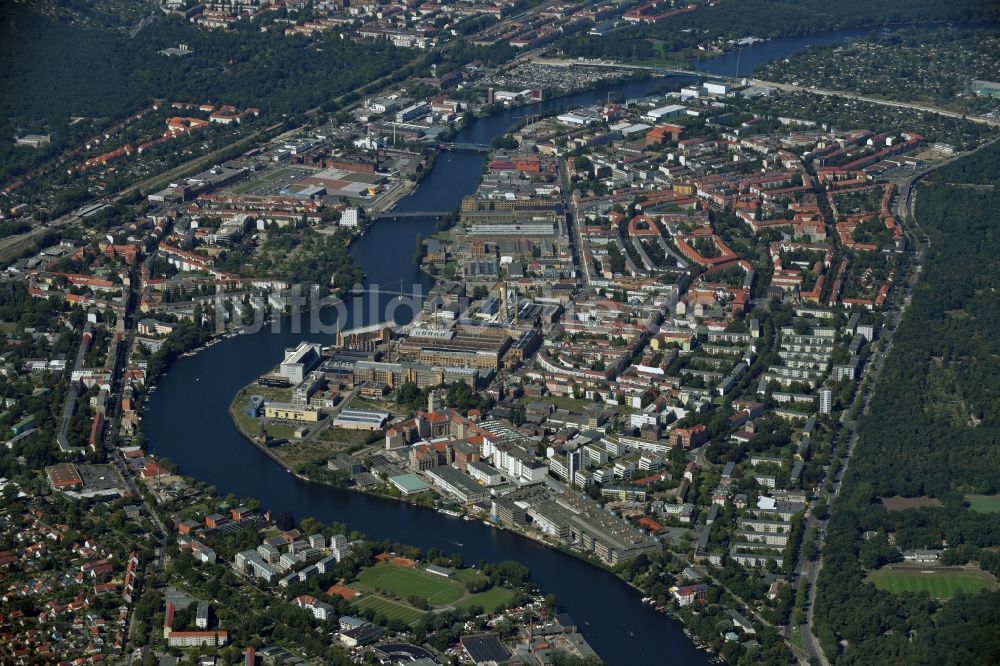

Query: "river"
<box><xmin>145</xmin><ymin>75</ymin><xmax>710</xmax><ymax>665</ymax></box>
<box><xmin>144</xmin><ymin>25</ymin><xmax>982</xmax><ymax>663</ymax></box>
<box><xmin>691</xmin><ymin>21</ymin><xmax>1000</xmax><ymax>78</ymax></box>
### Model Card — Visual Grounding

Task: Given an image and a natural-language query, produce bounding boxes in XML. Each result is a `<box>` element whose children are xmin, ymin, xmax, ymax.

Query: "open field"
<box><xmin>869</xmin><ymin>565</ymin><xmax>997</xmax><ymax>599</ymax></box>
<box><xmin>236</xmin><ymin>386</ymin><xmax>294</xmax><ymax>403</ymax></box>
<box><xmin>879</xmin><ymin>496</ymin><xmax>943</xmax><ymax>511</ymax></box>
<box><xmin>229</xmin><ymin>384</ymin><xmax>371</xmax><ymax>469</ymax></box>
<box><xmin>516</xmin><ymin>394</ymin><xmax>632</xmax><ymax>415</ymax></box>
<box><xmin>455</xmin><ymin>586</ymin><xmax>516</xmax><ymax>612</ymax></box>
<box><xmin>912</xmin><ymin>147</ymin><xmax>953</xmax><ymax>162</ymax></box>
<box><xmin>316</xmin><ymin>423</ymin><xmax>372</xmax><ymax>451</ymax></box>
<box><xmin>355</xmin><ymin>562</ymin><xmax>466</xmax><ymax>606</ymax></box>
<box><xmin>264</xmin><ymin>423</ymin><xmax>303</xmax><ymax>441</ymax></box>
<box><xmin>270</xmin><ymin>429</ymin><xmax>369</xmax><ymax>470</ymax></box>
<box><xmin>230</xmin><ymin>166</ymin><xmax>298</xmax><ymax>194</ymax></box>
<box><xmin>965</xmin><ymin>495</ymin><xmax>1000</xmax><ymax>513</ymax></box>
<box><xmin>353</xmin><ymin>595</ymin><xmax>427</xmax><ymax>626</ymax></box>
<box><xmin>450</xmin><ymin>568</ymin><xmax>488</xmax><ymax>585</ymax></box>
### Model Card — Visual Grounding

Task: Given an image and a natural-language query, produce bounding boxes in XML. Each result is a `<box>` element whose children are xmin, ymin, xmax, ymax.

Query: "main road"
<box><xmin>791</xmin><ymin>233</ymin><xmax>914</xmax><ymax>665</ymax></box>
<box><xmin>791</xmin><ymin>136</ymin><xmax>1000</xmax><ymax>662</ymax></box>
<box><xmin>747</xmin><ymin>78</ymin><xmax>1000</xmax><ymax>127</ymax></box>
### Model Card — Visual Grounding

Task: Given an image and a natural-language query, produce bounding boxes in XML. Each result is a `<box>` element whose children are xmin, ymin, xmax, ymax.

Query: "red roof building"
<box><xmin>141</xmin><ymin>461</ymin><xmax>171</xmax><ymax>478</ymax></box>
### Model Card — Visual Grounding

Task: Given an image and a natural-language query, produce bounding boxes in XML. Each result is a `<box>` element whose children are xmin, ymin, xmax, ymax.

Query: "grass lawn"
<box><xmin>348</xmin><ymin>397</ymin><xmax>390</xmax><ymax>411</ymax></box>
<box><xmin>517</xmin><ymin>394</ymin><xmax>632</xmax><ymax>415</ymax></box>
<box><xmin>356</xmin><ymin>562</ymin><xmax>466</xmax><ymax>607</ymax></box>
<box><xmin>789</xmin><ymin>625</ymin><xmax>807</xmax><ymax>653</ymax></box>
<box><xmin>264</xmin><ymin>423</ymin><xmax>304</xmax><ymax>441</ymax></box>
<box><xmin>965</xmin><ymin>495</ymin><xmax>1000</xmax><ymax>513</ymax></box>
<box><xmin>455</xmin><ymin>586</ymin><xmax>515</xmax><ymax>613</ymax></box>
<box><xmin>869</xmin><ymin>566</ymin><xmax>997</xmax><ymax>599</ymax></box>
<box><xmin>353</xmin><ymin>595</ymin><xmax>427</xmax><ymax>626</ymax></box>
<box><xmin>236</xmin><ymin>386</ymin><xmax>294</xmax><ymax>403</ymax></box>
<box><xmin>451</xmin><ymin>568</ymin><xmax>488</xmax><ymax>585</ymax></box>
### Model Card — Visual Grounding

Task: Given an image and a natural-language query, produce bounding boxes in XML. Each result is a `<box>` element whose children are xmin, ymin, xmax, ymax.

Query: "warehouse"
<box><xmin>333</xmin><ymin>408</ymin><xmax>389</xmax><ymax>430</ymax></box>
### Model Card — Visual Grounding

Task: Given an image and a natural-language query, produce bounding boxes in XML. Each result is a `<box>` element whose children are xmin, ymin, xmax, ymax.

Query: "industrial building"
<box><xmin>264</xmin><ymin>402</ymin><xmax>321</xmax><ymax>422</ymax></box>
<box><xmin>332</xmin><ymin>408</ymin><xmax>389</xmax><ymax>430</ymax></box>
<box><xmin>425</xmin><ymin>465</ymin><xmax>491</xmax><ymax>504</ymax></box>
<box><xmin>336</xmin><ymin>323</ymin><xmax>392</xmax><ymax>350</ymax></box>
<box><xmin>279</xmin><ymin>342</ymin><xmax>323</xmax><ymax>384</ymax></box>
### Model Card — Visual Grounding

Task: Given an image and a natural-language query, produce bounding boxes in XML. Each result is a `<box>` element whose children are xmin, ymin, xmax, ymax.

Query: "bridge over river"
<box><xmin>371</xmin><ymin>210</ymin><xmax>451</xmax><ymax>220</ymax></box>
<box><xmin>438</xmin><ymin>142</ymin><xmax>492</xmax><ymax>152</ymax></box>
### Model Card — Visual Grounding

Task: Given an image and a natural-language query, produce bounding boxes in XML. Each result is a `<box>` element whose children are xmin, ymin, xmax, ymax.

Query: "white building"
<box><xmin>819</xmin><ymin>386</ymin><xmax>833</xmax><ymax>415</ymax></box>
<box><xmin>341</xmin><ymin>208</ymin><xmax>360</xmax><ymax>228</ymax></box>
<box><xmin>279</xmin><ymin>342</ymin><xmax>323</xmax><ymax>384</ymax></box>
<box><xmin>467</xmin><ymin>461</ymin><xmax>503</xmax><ymax>486</ymax></box>
<box><xmin>644</xmin><ymin>105</ymin><xmax>686</xmax><ymax>122</ymax></box>
<box><xmin>704</xmin><ymin>82</ymin><xmax>731</xmax><ymax>95</ymax></box>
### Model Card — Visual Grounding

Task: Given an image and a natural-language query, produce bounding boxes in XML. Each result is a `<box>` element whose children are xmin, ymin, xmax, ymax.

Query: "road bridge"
<box><xmin>438</xmin><ymin>142</ymin><xmax>492</xmax><ymax>153</ymax></box>
<box><xmin>372</xmin><ymin>210</ymin><xmax>451</xmax><ymax>220</ymax></box>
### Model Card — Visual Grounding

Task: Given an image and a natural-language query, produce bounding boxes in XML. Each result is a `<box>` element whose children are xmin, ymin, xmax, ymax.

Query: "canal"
<box><xmin>144</xmin><ymin>25</ymin><xmax>987</xmax><ymax>662</ymax></box>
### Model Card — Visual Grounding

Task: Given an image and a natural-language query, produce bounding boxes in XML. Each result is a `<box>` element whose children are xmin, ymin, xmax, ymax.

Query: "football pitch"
<box><xmin>353</xmin><ymin>595</ymin><xmax>428</xmax><ymax>626</ymax></box>
<box><xmin>356</xmin><ymin>562</ymin><xmax>466</xmax><ymax>606</ymax></box>
<box><xmin>869</xmin><ymin>567</ymin><xmax>996</xmax><ymax>599</ymax></box>
<box><xmin>965</xmin><ymin>495</ymin><xmax>1000</xmax><ymax>513</ymax></box>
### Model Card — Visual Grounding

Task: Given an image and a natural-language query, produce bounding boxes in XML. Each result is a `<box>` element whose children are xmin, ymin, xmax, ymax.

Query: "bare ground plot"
<box><xmin>229</xmin><ymin>166</ymin><xmax>300</xmax><ymax>195</ymax></box>
<box><xmin>880</xmin><ymin>496</ymin><xmax>943</xmax><ymax>511</ymax></box>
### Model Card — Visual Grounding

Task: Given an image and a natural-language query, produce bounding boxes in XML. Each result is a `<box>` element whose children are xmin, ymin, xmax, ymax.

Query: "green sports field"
<box><xmin>353</xmin><ymin>595</ymin><xmax>427</xmax><ymax>626</ymax></box>
<box><xmin>869</xmin><ymin>566</ymin><xmax>997</xmax><ymax>599</ymax></box>
<box><xmin>965</xmin><ymin>495</ymin><xmax>1000</xmax><ymax>513</ymax></box>
<box><xmin>454</xmin><ymin>586</ymin><xmax>516</xmax><ymax>613</ymax></box>
<box><xmin>356</xmin><ymin>562</ymin><xmax>466</xmax><ymax>606</ymax></box>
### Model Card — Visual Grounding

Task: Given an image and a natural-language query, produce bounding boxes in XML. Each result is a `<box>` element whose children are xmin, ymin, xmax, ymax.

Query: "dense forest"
<box><xmin>0</xmin><ymin>4</ymin><xmax>415</xmax><ymax>182</ymax></box>
<box><xmin>812</xmin><ymin>142</ymin><xmax>1000</xmax><ymax>664</ymax></box>
<box><xmin>670</xmin><ymin>0</ymin><xmax>999</xmax><ymax>39</ymax></box>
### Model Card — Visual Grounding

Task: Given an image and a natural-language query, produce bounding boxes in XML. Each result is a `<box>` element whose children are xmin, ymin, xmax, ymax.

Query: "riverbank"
<box><xmin>221</xmin><ymin>384</ymin><xmax>725</xmax><ymax>646</ymax></box>
<box><xmin>225</xmin><ymin>397</ymin><xmax>318</xmax><ymax>486</ymax></box>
